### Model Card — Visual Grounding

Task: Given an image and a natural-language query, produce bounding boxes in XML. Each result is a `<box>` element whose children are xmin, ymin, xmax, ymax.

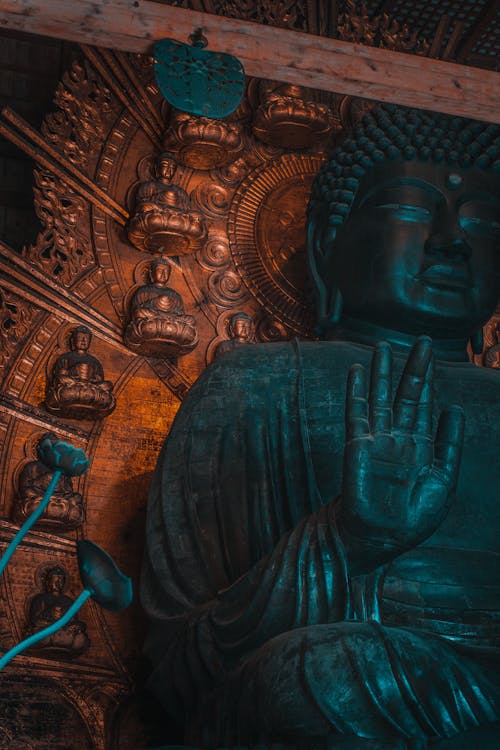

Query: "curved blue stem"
<box><xmin>0</xmin><ymin>588</ymin><xmax>91</xmax><ymax>671</ymax></box>
<box><xmin>0</xmin><ymin>469</ymin><xmax>62</xmax><ymax>577</ymax></box>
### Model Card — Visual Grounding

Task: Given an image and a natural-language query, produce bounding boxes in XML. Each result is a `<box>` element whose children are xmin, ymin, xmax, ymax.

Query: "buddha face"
<box><xmin>329</xmin><ymin>161</ymin><xmax>500</xmax><ymax>338</ymax></box>
<box><xmin>157</xmin><ymin>156</ymin><xmax>176</xmax><ymax>182</ymax></box>
<box><xmin>46</xmin><ymin>570</ymin><xmax>65</xmax><ymax>594</ymax></box>
<box><xmin>151</xmin><ymin>262</ymin><xmax>170</xmax><ymax>286</ymax></box>
<box><xmin>232</xmin><ymin>316</ymin><xmax>253</xmax><ymax>341</ymax></box>
<box><xmin>71</xmin><ymin>329</ymin><xmax>91</xmax><ymax>352</ymax></box>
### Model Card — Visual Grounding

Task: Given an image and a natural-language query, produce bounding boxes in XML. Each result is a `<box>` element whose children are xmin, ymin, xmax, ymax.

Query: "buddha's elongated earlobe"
<box><xmin>328</xmin><ymin>287</ymin><xmax>343</xmax><ymax>325</ymax></box>
<box><xmin>307</xmin><ymin>210</ymin><xmax>339</xmax><ymax>331</ymax></box>
<box><xmin>470</xmin><ymin>327</ymin><xmax>484</xmax><ymax>355</ymax></box>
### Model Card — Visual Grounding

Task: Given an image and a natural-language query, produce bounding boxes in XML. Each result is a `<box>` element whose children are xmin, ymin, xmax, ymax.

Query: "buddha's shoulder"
<box><xmin>188</xmin><ymin>340</ymin><xmax>366</xmax><ymax>400</ymax></box>
<box><xmin>210</xmin><ymin>340</ymin><xmax>356</xmax><ymax>371</ymax></box>
<box><xmin>435</xmin><ymin>358</ymin><xmax>500</xmax><ymax>405</ymax></box>
<box><xmin>188</xmin><ymin>342</ymin><xmax>500</xmax><ymax>405</ymax></box>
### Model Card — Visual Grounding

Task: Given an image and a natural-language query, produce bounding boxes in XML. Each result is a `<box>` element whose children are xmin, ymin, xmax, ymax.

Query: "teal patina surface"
<box><xmin>142</xmin><ymin>105</ymin><xmax>500</xmax><ymax>749</ymax></box>
<box><xmin>154</xmin><ymin>38</ymin><xmax>245</xmax><ymax>119</ymax></box>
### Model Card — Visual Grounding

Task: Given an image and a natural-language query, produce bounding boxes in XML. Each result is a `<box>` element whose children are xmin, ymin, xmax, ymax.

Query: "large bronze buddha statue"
<box><xmin>142</xmin><ymin>105</ymin><xmax>500</xmax><ymax>749</ymax></box>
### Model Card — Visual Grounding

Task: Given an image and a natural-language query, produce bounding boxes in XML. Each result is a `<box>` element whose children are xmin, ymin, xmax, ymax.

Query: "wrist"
<box><xmin>336</xmin><ymin>515</ymin><xmax>402</xmax><ymax>576</ymax></box>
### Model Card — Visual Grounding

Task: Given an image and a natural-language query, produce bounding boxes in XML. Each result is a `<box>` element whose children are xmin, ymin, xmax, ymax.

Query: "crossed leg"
<box><xmin>212</xmin><ymin>622</ymin><xmax>499</xmax><ymax>748</ymax></box>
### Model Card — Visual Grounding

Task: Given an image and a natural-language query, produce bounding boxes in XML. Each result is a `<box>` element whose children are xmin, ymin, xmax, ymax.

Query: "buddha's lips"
<box><xmin>417</xmin><ymin>263</ymin><xmax>471</xmax><ymax>290</ymax></box>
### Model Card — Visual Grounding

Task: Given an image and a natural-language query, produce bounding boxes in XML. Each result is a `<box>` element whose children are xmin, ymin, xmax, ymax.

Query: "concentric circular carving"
<box><xmin>228</xmin><ymin>153</ymin><xmax>324</xmax><ymax>336</ymax></box>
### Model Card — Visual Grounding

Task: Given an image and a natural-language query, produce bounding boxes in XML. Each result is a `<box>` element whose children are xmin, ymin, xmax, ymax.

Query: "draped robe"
<box><xmin>141</xmin><ymin>340</ymin><xmax>500</xmax><ymax>749</ymax></box>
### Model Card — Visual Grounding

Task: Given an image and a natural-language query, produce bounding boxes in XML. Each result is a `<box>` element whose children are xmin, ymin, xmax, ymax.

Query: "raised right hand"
<box><xmin>338</xmin><ymin>337</ymin><xmax>464</xmax><ymax>575</ymax></box>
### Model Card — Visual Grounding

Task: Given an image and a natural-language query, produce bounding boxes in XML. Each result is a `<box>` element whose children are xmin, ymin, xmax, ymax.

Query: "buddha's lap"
<box><xmin>214</xmin><ymin>621</ymin><xmax>499</xmax><ymax>742</ymax></box>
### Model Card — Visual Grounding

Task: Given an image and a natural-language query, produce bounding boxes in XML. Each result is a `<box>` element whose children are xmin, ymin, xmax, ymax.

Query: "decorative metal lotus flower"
<box><xmin>0</xmin><ymin>439</ymin><xmax>133</xmax><ymax>670</ymax></box>
<box><xmin>0</xmin><ymin>540</ymin><xmax>132</xmax><ymax>670</ymax></box>
<box><xmin>0</xmin><ymin>437</ymin><xmax>90</xmax><ymax>576</ymax></box>
<box><xmin>77</xmin><ymin>540</ymin><xmax>133</xmax><ymax>612</ymax></box>
<box><xmin>37</xmin><ymin>436</ymin><xmax>89</xmax><ymax>476</ymax></box>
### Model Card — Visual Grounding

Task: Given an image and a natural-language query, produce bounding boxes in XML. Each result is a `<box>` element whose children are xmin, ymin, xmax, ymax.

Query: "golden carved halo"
<box><xmin>228</xmin><ymin>153</ymin><xmax>324</xmax><ymax>336</ymax></box>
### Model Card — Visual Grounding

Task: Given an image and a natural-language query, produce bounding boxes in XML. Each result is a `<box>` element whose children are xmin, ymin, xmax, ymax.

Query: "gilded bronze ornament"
<box><xmin>12</xmin><ymin>433</ymin><xmax>85</xmax><ymax>532</ymax></box>
<box><xmin>127</xmin><ymin>152</ymin><xmax>206</xmax><ymax>256</ymax></box>
<box><xmin>252</xmin><ymin>83</ymin><xmax>336</xmax><ymax>150</ymax></box>
<box><xmin>484</xmin><ymin>319</ymin><xmax>500</xmax><ymax>368</ymax></box>
<box><xmin>25</xmin><ymin>564</ymin><xmax>90</xmax><ymax>659</ymax></box>
<box><xmin>229</xmin><ymin>153</ymin><xmax>324</xmax><ymax>336</ymax></box>
<box><xmin>45</xmin><ymin>327</ymin><xmax>116</xmax><ymax>420</ymax></box>
<box><xmin>124</xmin><ymin>259</ymin><xmax>199</xmax><ymax>357</ymax></box>
<box><xmin>215</xmin><ymin>311</ymin><xmax>256</xmax><ymax>358</ymax></box>
<box><xmin>163</xmin><ymin>111</ymin><xmax>243</xmax><ymax>170</ymax></box>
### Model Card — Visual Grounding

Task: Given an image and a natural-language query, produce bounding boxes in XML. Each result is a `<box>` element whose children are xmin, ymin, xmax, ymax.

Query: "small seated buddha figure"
<box><xmin>216</xmin><ymin>312</ymin><xmax>256</xmax><ymax>358</ymax></box>
<box><xmin>45</xmin><ymin>326</ymin><xmax>116</xmax><ymax>420</ymax></box>
<box><xmin>14</xmin><ymin>432</ymin><xmax>84</xmax><ymax>530</ymax></box>
<box><xmin>27</xmin><ymin>565</ymin><xmax>90</xmax><ymax>658</ymax></box>
<box><xmin>124</xmin><ymin>258</ymin><xmax>198</xmax><ymax>357</ymax></box>
<box><xmin>484</xmin><ymin>321</ymin><xmax>500</xmax><ymax>368</ymax></box>
<box><xmin>127</xmin><ymin>152</ymin><xmax>205</xmax><ymax>255</ymax></box>
<box><xmin>252</xmin><ymin>82</ymin><xmax>336</xmax><ymax>150</ymax></box>
<box><xmin>142</xmin><ymin>105</ymin><xmax>500</xmax><ymax>749</ymax></box>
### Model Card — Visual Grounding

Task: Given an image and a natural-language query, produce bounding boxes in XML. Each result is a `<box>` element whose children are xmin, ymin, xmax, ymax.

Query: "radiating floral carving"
<box><xmin>196</xmin><ymin>236</ymin><xmax>231</xmax><ymax>271</ymax></box>
<box><xmin>41</xmin><ymin>59</ymin><xmax>115</xmax><ymax>171</ymax></box>
<box><xmin>255</xmin><ymin>313</ymin><xmax>290</xmax><ymax>343</ymax></box>
<box><xmin>19</xmin><ymin>57</ymin><xmax>117</xmax><ymax>285</ymax></box>
<box><xmin>0</xmin><ymin>287</ymin><xmax>39</xmax><ymax>382</ymax></box>
<box><xmin>215</xmin><ymin>0</ymin><xmax>302</xmax><ymax>29</ymax></box>
<box><xmin>190</xmin><ymin>181</ymin><xmax>231</xmax><ymax>219</ymax></box>
<box><xmin>228</xmin><ymin>153</ymin><xmax>322</xmax><ymax>336</ymax></box>
<box><xmin>208</xmin><ymin>270</ymin><xmax>249</xmax><ymax>308</ymax></box>
<box><xmin>24</xmin><ymin>171</ymin><xmax>93</xmax><ymax>285</ymax></box>
<box><xmin>338</xmin><ymin>0</ymin><xmax>430</xmax><ymax>54</ymax></box>
<box><xmin>212</xmin><ymin>155</ymin><xmax>249</xmax><ymax>187</ymax></box>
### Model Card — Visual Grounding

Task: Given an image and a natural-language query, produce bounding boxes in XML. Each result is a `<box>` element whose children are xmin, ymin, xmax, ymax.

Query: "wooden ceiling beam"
<box><xmin>0</xmin><ymin>0</ymin><xmax>499</xmax><ymax>123</ymax></box>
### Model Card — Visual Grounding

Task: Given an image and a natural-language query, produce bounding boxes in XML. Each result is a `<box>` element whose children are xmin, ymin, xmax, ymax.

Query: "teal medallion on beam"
<box><xmin>154</xmin><ymin>35</ymin><xmax>246</xmax><ymax>119</ymax></box>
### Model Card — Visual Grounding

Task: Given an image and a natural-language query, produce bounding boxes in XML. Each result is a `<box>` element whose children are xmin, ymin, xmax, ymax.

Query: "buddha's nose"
<box><xmin>424</xmin><ymin>206</ymin><xmax>471</xmax><ymax>260</ymax></box>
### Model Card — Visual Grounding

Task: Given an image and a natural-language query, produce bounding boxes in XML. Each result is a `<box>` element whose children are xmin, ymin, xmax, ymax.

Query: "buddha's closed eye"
<box><xmin>374</xmin><ymin>203</ymin><xmax>432</xmax><ymax>222</ymax></box>
<box><xmin>459</xmin><ymin>201</ymin><xmax>500</xmax><ymax>237</ymax></box>
<box><xmin>459</xmin><ymin>216</ymin><xmax>500</xmax><ymax>237</ymax></box>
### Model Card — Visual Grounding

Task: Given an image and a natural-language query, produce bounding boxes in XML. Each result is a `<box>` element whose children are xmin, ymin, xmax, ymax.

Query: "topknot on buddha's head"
<box><xmin>308</xmin><ymin>104</ymin><xmax>500</xmax><ymax>228</ymax></box>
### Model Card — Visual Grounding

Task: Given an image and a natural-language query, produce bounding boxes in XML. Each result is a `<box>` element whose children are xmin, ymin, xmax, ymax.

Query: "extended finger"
<box><xmin>433</xmin><ymin>405</ymin><xmax>465</xmax><ymax>490</ymax></box>
<box><xmin>346</xmin><ymin>364</ymin><xmax>369</xmax><ymax>441</ymax></box>
<box><xmin>369</xmin><ymin>341</ymin><xmax>392</xmax><ymax>433</ymax></box>
<box><xmin>414</xmin><ymin>354</ymin><xmax>434</xmax><ymax>437</ymax></box>
<box><xmin>393</xmin><ymin>336</ymin><xmax>433</xmax><ymax>432</ymax></box>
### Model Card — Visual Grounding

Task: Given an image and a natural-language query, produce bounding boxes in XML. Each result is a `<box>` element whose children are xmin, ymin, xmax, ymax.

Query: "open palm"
<box><xmin>339</xmin><ymin>337</ymin><xmax>464</xmax><ymax>575</ymax></box>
